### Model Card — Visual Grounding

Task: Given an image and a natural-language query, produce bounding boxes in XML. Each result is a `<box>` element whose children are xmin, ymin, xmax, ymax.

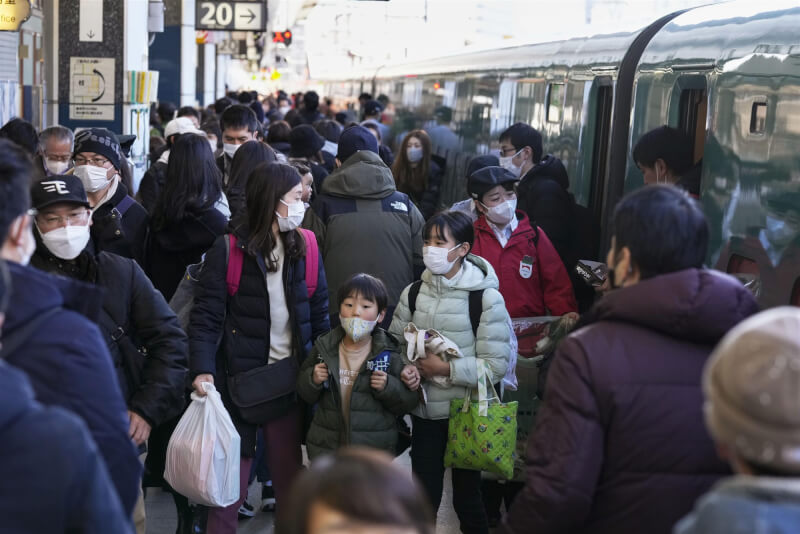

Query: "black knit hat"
<box><xmin>73</xmin><ymin>128</ymin><xmax>122</xmax><ymax>171</ymax></box>
<box><xmin>468</xmin><ymin>166</ymin><xmax>518</xmax><ymax>200</ymax></box>
<box><xmin>289</xmin><ymin>125</ymin><xmax>325</xmax><ymax>158</ymax></box>
<box><xmin>337</xmin><ymin>125</ymin><xmax>379</xmax><ymax>163</ymax></box>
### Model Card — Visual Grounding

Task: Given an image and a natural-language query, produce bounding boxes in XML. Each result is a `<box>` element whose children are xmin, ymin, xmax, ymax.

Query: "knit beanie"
<box><xmin>337</xmin><ymin>125</ymin><xmax>378</xmax><ymax>163</ymax></box>
<box><xmin>704</xmin><ymin>306</ymin><xmax>800</xmax><ymax>474</ymax></box>
<box><xmin>73</xmin><ymin>128</ymin><xmax>123</xmax><ymax>171</ymax></box>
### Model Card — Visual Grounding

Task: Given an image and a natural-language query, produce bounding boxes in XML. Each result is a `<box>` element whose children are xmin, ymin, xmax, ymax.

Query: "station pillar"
<box><xmin>56</xmin><ymin>0</ymin><xmax>151</xmax><ymax>188</ymax></box>
<box><xmin>149</xmin><ymin>0</ymin><xmax>197</xmax><ymax>107</ymax></box>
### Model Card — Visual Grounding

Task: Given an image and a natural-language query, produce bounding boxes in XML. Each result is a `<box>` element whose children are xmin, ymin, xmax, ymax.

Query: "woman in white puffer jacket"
<box><xmin>390</xmin><ymin>210</ymin><xmax>511</xmax><ymax>534</ymax></box>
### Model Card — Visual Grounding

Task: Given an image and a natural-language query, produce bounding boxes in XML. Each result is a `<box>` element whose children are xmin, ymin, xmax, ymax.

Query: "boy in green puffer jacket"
<box><xmin>297</xmin><ymin>273</ymin><xmax>419</xmax><ymax>460</ymax></box>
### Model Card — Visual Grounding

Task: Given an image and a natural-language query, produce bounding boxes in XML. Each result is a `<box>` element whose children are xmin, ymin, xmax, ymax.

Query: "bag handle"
<box><xmin>460</xmin><ymin>359</ymin><xmax>500</xmax><ymax>416</ymax></box>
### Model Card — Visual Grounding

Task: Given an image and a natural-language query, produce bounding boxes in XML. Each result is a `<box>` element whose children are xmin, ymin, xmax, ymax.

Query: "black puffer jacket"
<box><xmin>144</xmin><ymin>208</ymin><xmax>228</xmax><ymax>301</ymax></box>
<box><xmin>189</xmin><ymin>226</ymin><xmax>330</xmax><ymax>455</ymax></box>
<box><xmin>91</xmin><ymin>182</ymin><xmax>149</xmax><ymax>263</ymax></box>
<box><xmin>32</xmin><ymin>247</ymin><xmax>189</xmax><ymax>428</ymax></box>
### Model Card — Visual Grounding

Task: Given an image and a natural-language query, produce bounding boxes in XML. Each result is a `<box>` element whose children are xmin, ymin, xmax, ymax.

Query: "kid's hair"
<box><xmin>423</xmin><ymin>210</ymin><xmax>475</xmax><ymax>251</ymax></box>
<box><xmin>337</xmin><ymin>273</ymin><xmax>389</xmax><ymax>313</ymax></box>
<box><xmin>278</xmin><ymin>447</ymin><xmax>435</xmax><ymax>534</ymax></box>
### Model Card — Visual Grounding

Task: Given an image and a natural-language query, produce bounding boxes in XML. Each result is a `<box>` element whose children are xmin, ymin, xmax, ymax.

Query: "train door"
<box><xmin>589</xmin><ymin>78</ymin><xmax>613</xmax><ymax>223</ymax></box>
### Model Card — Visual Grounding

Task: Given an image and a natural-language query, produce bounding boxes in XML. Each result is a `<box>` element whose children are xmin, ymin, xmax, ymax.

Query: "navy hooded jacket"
<box><xmin>3</xmin><ymin>261</ymin><xmax>142</xmax><ymax>515</ymax></box>
<box><xmin>0</xmin><ymin>360</ymin><xmax>133</xmax><ymax>534</ymax></box>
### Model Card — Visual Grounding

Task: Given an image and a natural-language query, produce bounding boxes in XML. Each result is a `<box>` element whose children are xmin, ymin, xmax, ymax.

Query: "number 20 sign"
<box><xmin>196</xmin><ymin>0</ymin><xmax>266</xmax><ymax>31</ymax></box>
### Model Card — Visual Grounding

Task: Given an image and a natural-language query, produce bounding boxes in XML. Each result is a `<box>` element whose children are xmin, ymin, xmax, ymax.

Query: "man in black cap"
<box><xmin>308</xmin><ymin>125</ymin><xmax>424</xmax><ymax>327</ymax></box>
<box><xmin>73</xmin><ymin>128</ymin><xmax>148</xmax><ymax>262</ymax></box>
<box><xmin>362</xmin><ymin>99</ymin><xmax>390</xmax><ymax>142</ymax></box>
<box><xmin>30</xmin><ymin>173</ymin><xmax>189</xmax><ymax>529</ymax></box>
<box><xmin>289</xmin><ymin>124</ymin><xmax>329</xmax><ymax>192</ymax></box>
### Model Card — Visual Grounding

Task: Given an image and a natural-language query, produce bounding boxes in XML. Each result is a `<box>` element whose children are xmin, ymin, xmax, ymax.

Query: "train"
<box><xmin>320</xmin><ymin>0</ymin><xmax>800</xmax><ymax>309</ymax></box>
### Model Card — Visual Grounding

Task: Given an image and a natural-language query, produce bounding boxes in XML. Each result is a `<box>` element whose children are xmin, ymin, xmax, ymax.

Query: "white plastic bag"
<box><xmin>164</xmin><ymin>382</ymin><xmax>241</xmax><ymax>507</ymax></box>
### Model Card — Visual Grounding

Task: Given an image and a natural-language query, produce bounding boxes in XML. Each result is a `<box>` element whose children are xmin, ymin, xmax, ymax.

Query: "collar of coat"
<box><xmin>314</xmin><ymin>326</ymin><xmax>399</xmax><ymax>368</ymax></box>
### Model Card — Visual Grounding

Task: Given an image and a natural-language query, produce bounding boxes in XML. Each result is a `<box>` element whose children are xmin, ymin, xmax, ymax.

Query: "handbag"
<box><xmin>226</xmin><ymin>355</ymin><xmax>299</xmax><ymax>425</ymax></box>
<box><xmin>444</xmin><ymin>360</ymin><xmax>518</xmax><ymax>479</ymax></box>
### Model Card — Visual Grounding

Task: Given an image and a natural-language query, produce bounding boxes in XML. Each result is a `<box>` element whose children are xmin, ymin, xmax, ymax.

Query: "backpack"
<box><xmin>169</xmin><ymin>228</ymin><xmax>320</xmax><ymax>332</ymax></box>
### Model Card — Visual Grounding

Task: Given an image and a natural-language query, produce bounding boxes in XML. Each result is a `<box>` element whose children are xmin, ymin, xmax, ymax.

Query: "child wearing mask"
<box><xmin>469</xmin><ymin>166</ymin><xmax>577</xmax><ymax>319</ymax></box>
<box><xmin>297</xmin><ymin>273</ymin><xmax>418</xmax><ymax>460</ymax></box>
<box><xmin>390</xmin><ymin>210</ymin><xmax>512</xmax><ymax>532</ymax></box>
<box><xmin>675</xmin><ymin>307</ymin><xmax>800</xmax><ymax>534</ymax></box>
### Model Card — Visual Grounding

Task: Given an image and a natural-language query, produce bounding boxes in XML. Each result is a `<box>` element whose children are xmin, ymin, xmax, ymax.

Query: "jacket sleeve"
<box><xmin>408</xmin><ymin>206</ymin><xmax>425</xmax><ymax>279</ymax></box>
<box><xmin>500</xmin><ymin>336</ymin><xmax>604</xmax><ymax>534</ymax></box>
<box><xmin>535</xmin><ymin>228</ymin><xmax>578</xmax><ymax>316</ymax></box>
<box><xmin>373</xmin><ymin>349</ymin><xmax>419</xmax><ymax>415</ymax></box>
<box><xmin>450</xmin><ymin>288</ymin><xmax>510</xmax><ymax>387</ymax></box>
<box><xmin>126</xmin><ymin>259</ymin><xmax>189</xmax><ymax>427</ymax></box>
<box><xmin>523</xmin><ymin>181</ymin><xmax>573</xmax><ymax>264</ymax></box>
<box><xmin>308</xmin><ymin>248</ymin><xmax>330</xmax><ymax>342</ymax></box>
<box><xmin>388</xmin><ymin>285</ymin><xmax>413</xmax><ymax>363</ymax></box>
<box><xmin>50</xmin><ymin>319</ymin><xmax>142</xmax><ymax>517</ymax></box>
<box><xmin>296</xmin><ymin>344</ymin><xmax>323</xmax><ymax>405</ymax></box>
<box><xmin>188</xmin><ymin>235</ymin><xmax>228</xmax><ymax>378</ymax></box>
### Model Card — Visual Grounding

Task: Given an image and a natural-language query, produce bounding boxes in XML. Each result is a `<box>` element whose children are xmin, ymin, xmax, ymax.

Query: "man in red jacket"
<box><xmin>469</xmin><ymin>166</ymin><xmax>577</xmax><ymax>318</ymax></box>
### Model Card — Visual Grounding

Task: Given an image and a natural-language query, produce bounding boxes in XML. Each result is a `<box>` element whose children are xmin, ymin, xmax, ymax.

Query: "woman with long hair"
<box><xmin>391</xmin><ymin>130</ymin><xmax>443</xmax><ymax>219</ymax></box>
<box><xmin>190</xmin><ymin>162</ymin><xmax>330</xmax><ymax>534</ymax></box>
<box><xmin>145</xmin><ymin>133</ymin><xmax>228</xmax><ymax>301</ymax></box>
<box><xmin>226</xmin><ymin>140</ymin><xmax>277</xmax><ymax>220</ymax></box>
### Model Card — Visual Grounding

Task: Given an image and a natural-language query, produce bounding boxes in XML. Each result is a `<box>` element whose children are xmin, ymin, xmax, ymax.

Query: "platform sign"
<box><xmin>0</xmin><ymin>0</ymin><xmax>31</xmax><ymax>31</ymax></box>
<box><xmin>69</xmin><ymin>57</ymin><xmax>115</xmax><ymax>121</ymax></box>
<box><xmin>196</xmin><ymin>0</ymin><xmax>265</xmax><ymax>31</ymax></box>
<box><xmin>79</xmin><ymin>0</ymin><xmax>103</xmax><ymax>42</ymax></box>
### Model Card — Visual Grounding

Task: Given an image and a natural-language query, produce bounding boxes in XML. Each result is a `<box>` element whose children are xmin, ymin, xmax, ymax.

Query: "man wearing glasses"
<box><xmin>72</xmin><ymin>128</ymin><xmax>148</xmax><ymax>263</ymax></box>
<box><xmin>35</xmin><ymin>126</ymin><xmax>75</xmax><ymax>178</ymax></box>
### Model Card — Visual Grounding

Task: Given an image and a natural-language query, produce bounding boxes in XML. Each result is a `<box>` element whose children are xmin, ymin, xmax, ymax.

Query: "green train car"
<box><xmin>321</xmin><ymin>0</ymin><xmax>800</xmax><ymax>308</ymax></box>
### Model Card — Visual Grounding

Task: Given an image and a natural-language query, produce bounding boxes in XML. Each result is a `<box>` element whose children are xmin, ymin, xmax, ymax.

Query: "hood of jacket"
<box><xmin>587</xmin><ymin>268</ymin><xmax>758</xmax><ymax>345</ymax></box>
<box><xmin>421</xmin><ymin>254</ymin><xmax>500</xmax><ymax>294</ymax></box>
<box><xmin>525</xmin><ymin>154</ymin><xmax>570</xmax><ymax>190</ymax></box>
<box><xmin>321</xmin><ymin>150</ymin><xmax>396</xmax><ymax>200</ymax></box>
<box><xmin>4</xmin><ymin>260</ymin><xmax>105</xmax><ymax>332</ymax></box>
<box><xmin>152</xmin><ymin>209</ymin><xmax>224</xmax><ymax>252</ymax></box>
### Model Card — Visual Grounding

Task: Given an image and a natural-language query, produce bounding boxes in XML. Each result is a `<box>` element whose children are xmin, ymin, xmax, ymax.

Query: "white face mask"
<box><xmin>322</xmin><ymin>140</ymin><xmax>338</xmax><ymax>156</ymax></box>
<box><xmin>339</xmin><ymin>316</ymin><xmax>378</xmax><ymax>343</ymax></box>
<box><xmin>208</xmin><ymin>140</ymin><xmax>218</xmax><ymax>153</ymax></box>
<box><xmin>44</xmin><ymin>158</ymin><xmax>70</xmax><ymax>175</ymax></box>
<box><xmin>423</xmin><ymin>244</ymin><xmax>463</xmax><ymax>275</ymax></box>
<box><xmin>39</xmin><ymin>224</ymin><xmax>91</xmax><ymax>260</ymax></box>
<box><xmin>407</xmin><ymin>146</ymin><xmax>423</xmax><ymax>163</ymax></box>
<box><xmin>275</xmin><ymin>199</ymin><xmax>306</xmax><ymax>232</ymax></box>
<box><xmin>482</xmin><ymin>198</ymin><xmax>517</xmax><ymax>226</ymax></box>
<box><xmin>499</xmin><ymin>149</ymin><xmax>525</xmax><ymax>178</ymax></box>
<box><xmin>279</xmin><ymin>105</ymin><xmax>291</xmax><ymax>115</ymax></box>
<box><xmin>223</xmin><ymin>143</ymin><xmax>240</xmax><ymax>159</ymax></box>
<box><xmin>73</xmin><ymin>164</ymin><xmax>110</xmax><ymax>193</ymax></box>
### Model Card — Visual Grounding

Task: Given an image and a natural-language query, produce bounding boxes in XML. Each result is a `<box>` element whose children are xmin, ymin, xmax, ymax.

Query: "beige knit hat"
<box><xmin>704</xmin><ymin>306</ymin><xmax>800</xmax><ymax>473</ymax></box>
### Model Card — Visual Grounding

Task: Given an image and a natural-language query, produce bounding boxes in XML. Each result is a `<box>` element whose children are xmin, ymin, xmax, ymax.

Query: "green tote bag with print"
<box><xmin>444</xmin><ymin>360</ymin><xmax>518</xmax><ymax>479</ymax></box>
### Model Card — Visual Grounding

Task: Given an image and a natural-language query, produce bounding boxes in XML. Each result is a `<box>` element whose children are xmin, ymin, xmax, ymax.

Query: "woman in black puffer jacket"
<box><xmin>190</xmin><ymin>162</ymin><xmax>329</xmax><ymax>534</ymax></box>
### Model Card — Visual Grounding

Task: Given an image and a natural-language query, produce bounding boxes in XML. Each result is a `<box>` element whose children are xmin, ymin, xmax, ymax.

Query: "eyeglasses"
<box><xmin>44</xmin><ymin>154</ymin><xmax>72</xmax><ymax>163</ymax></box>
<box><xmin>36</xmin><ymin>210</ymin><xmax>91</xmax><ymax>229</ymax></box>
<box><xmin>499</xmin><ymin>147</ymin><xmax>518</xmax><ymax>157</ymax></box>
<box><xmin>74</xmin><ymin>156</ymin><xmax>110</xmax><ymax>167</ymax></box>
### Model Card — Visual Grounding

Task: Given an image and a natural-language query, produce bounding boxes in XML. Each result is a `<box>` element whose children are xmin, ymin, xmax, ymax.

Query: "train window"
<box><xmin>589</xmin><ymin>81</ymin><xmax>613</xmax><ymax>221</ymax></box>
<box><xmin>546</xmin><ymin>83</ymin><xmax>564</xmax><ymax>123</ymax></box>
<box><xmin>750</xmin><ymin>102</ymin><xmax>767</xmax><ymax>134</ymax></box>
<box><xmin>678</xmin><ymin>87</ymin><xmax>707</xmax><ymax>164</ymax></box>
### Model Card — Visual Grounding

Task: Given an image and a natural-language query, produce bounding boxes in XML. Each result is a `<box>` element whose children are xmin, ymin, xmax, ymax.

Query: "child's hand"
<box><xmin>401</xmin><ymin>364</ymin><xmax>421</xmax><ymax>391</ymax></box>
<box><xmin>312</xmin><ymin>363</ymin><xmax>329</xmax><ymax>386</ymax></box>
<box><xmin>370</xmin><ymin>370</ymin><xmax>388</xmax><ymax>392</ymax></box>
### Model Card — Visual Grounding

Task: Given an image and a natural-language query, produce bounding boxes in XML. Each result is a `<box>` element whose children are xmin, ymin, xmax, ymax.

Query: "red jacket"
<box><xmin>472</xmin><ymin>212</ymin><xmax>576</xmax><ymax>318</ymax></box>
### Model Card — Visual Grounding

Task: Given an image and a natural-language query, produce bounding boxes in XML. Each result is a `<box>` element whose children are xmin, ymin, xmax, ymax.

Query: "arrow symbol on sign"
<box><xmin>240</xmin><ymin>8</ymin><xmax>256</xmax><ymax>23</ymax></box>
<box><xmin>91</xmin><ymin>68</ymin><xmax>106</xmax><ymax>103</ymax></box>
<box><xmin>87</xmin><ymin>30</ymin><xmax>95</xmax><ymax>39</ymax></box>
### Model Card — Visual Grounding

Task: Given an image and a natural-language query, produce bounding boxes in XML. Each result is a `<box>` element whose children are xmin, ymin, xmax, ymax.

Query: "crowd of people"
<box><xmin>0</xmin><ymin>88</ymin><xmax>795</xmax><ymax>534</ymax></box>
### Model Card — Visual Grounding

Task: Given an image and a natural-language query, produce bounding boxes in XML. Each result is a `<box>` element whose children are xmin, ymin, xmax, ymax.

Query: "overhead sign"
<box><xmin>0</xmin><ymin>0</ymin><xmax>31</xmax><ymax>32</ymax></box>
<box><xmin>217</xmin><ymin>39</ymin><xmax>241</xmax><ymax>56</ymax></box>
<box><xmin>79</xmin><ymin>0</ymin><xmax>103</xmax><ymax>42</ymax></box>
<box><xmin>69</xmin><ymin>57</ymin><xmax>115</xmax><ymax>121</ymax></box>
<box><xmin>196</xmin><ymin>0</ymin><xmax>266</xmax><ymax>31</ymax></box>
